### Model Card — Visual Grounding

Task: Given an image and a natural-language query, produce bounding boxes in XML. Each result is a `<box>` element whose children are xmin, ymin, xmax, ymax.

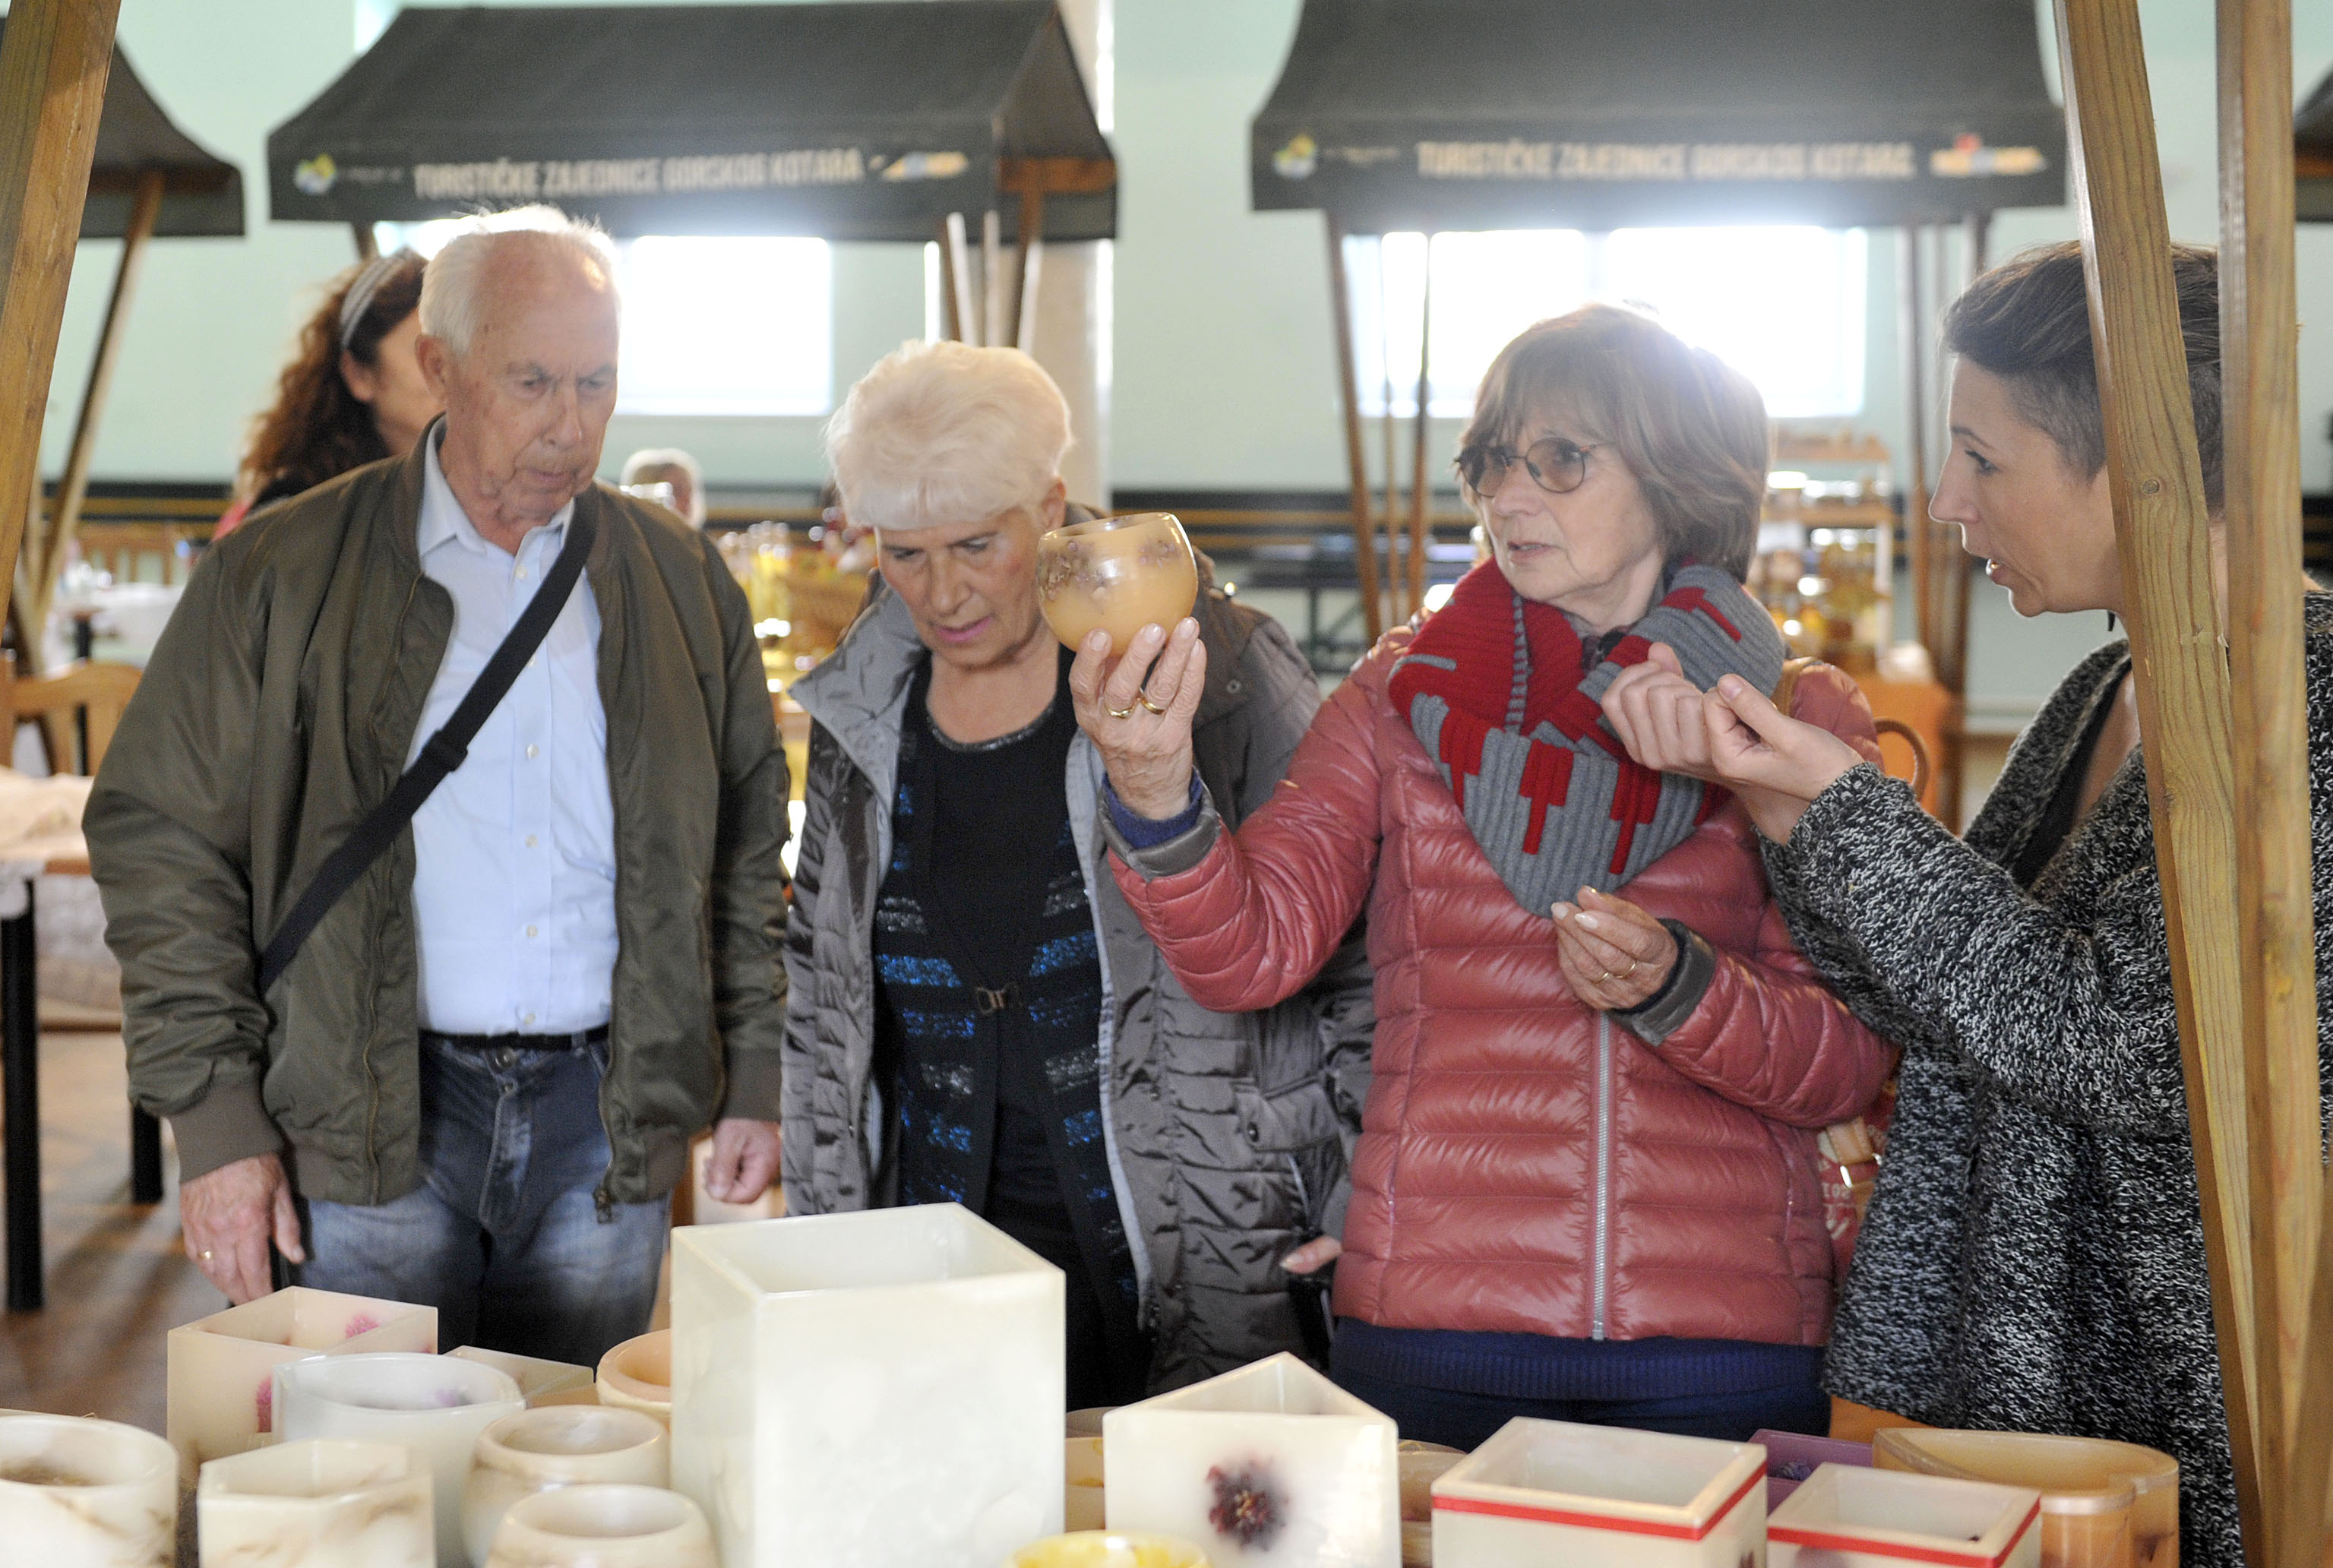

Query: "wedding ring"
<box><xmin>1620</xmin><ymin>959</ymin><xmax>1640</xmax><ymax>978</ymax></box>
<box><xmin>199</xmin><ymin>1249</ymin><xmax>214</xmax><ymax>1262</ymax></box>
<box><xmin>1105</xmin><ymin>699</ymin><xmax>1138</xmax><ymax>719</ymax></box>
<box><xmin>1595</xmin><ymin>971</ymin><xmax>1615</xmax><ymax>984</ymax></box>
<box><xmin>1137</xmin><ymin>689</ymin><xmax>1170</xmax><ymax>716</ymax></box>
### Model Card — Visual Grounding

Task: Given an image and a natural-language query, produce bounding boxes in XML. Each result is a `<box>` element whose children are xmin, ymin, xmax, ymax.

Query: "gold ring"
<box><xmin>1137</xmin><ymin>690</ymin><xmax>1170</xmax><ymax>716</ymax></box>
<box><xmin>1595</xmin><ymin>971</ymin><xmax>1615</xmax><ymax>984</ymax></box>
<box><xmin>1620</xmin><ymin>959</ymin><xmax>1639</xmax><ymax>978</ymax></box>
<box><xmin>1105</xmin><ymin>699</ymin><xmax>1138</xmax><ymax>720</ymax></box>
<box><xmin>199</xmin><ymin>1249</ymin><xmax>214</xmax><ymax>1262</ymax></box>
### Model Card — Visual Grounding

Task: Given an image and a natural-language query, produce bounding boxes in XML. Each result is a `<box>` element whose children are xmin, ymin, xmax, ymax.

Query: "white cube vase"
<box><xmin>1103</xmin><ymin>1352</ymin><xmax>1399</xmax><ymax>1568</ymax></box>
<box><xmin>1430</xmin><ymin>1418</ymin><xmax>1766</xmax><ymax>1568</ymax></box>
<box><xmin>166</xmin><ymin>1285</ymin><xmax>438</xmax><ymax>1481</ymax></box>
<box><xmin>197</xmin><ymin>1438</ymin><xmax>435</xmax><ymax>1568</ymax></box>
<box><xmin>448</xmin><ymin>1345</ymin><xmax>598</xmax><ymax>1408</ymax></box>
<box><xmin>669</xmin><ymin>1203</ymin><xmax>1065</xmax><ymax>1568</ymax></box>
<box><xmin>1769</xmin><ymin>1463</ymin><xmax>2044</xmax><ymax>1568</ymax></box>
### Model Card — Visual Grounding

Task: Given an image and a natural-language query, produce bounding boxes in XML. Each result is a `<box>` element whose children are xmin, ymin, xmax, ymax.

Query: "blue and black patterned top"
<box><xmin>874</xmin><ymin>650</ymin><xmax>1144</xmax><ymax>1398</ymax></box>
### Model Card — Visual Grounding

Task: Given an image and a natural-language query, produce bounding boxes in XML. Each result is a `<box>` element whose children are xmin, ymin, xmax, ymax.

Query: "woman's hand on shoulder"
<box><xmin>1701</xmin><ymin>673</ymin><xmax>1865</xmax><ymax>841</ymax></box>
<box><xmin>1070</xmin><ymin>618</ymin><xmax>1206</xmax><ymax>820</ymax></box>
<box><xmin>1551</xmin><ymin>887</ymin><xmax>1677</xmax><ymax>1011</ymax></box>
<box><xmin>1600</xmin><ymin>643</ymin><xmax>1721</xmax><ymax>782</ymax></box>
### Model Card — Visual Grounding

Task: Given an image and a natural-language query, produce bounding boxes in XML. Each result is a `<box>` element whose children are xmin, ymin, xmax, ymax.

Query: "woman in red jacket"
<box><xmin>1067</xmin><ymin>304</ymin><xmax>1894</xmax><ymax>1445</ymax></box>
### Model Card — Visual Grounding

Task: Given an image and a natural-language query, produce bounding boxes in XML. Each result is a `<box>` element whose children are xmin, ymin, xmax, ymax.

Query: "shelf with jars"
<box><xmin>1746</xmin><ymin>432</ymin><xmax>1898</xmax><ymax>676</ymax></box>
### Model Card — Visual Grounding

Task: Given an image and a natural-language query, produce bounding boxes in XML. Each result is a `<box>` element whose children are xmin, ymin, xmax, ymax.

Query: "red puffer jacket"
<box><xmin>1109</xmin><ymin>628</ymin><xmax>1893</xmax><ymax>1348</ymax></box>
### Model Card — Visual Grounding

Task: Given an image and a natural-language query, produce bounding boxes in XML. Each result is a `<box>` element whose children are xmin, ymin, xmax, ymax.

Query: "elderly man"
<box><xmin>88</xmin><ymin>208</ymin><xmax>787</xmax><ymax>1364</ymax></box>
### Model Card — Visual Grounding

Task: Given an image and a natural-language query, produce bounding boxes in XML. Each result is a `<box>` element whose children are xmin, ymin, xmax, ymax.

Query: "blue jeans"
<box><xmin>298</xmin><ymin>1036</ymin><xmax>668</xmax><ymax>1367</ymax></box>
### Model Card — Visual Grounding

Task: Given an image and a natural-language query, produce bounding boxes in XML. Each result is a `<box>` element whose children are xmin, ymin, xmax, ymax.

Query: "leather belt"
<box><xmin>422</xmin><ymin>1025</ymin><xmax>609</xmax><ymax>1053</ymax></box>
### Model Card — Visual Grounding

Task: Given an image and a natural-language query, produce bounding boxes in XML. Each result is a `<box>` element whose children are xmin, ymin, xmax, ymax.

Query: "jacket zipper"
<box><xmin>1592</xmin><ymin>1013</ymin><xmax>1614</xmax><ymax>1341</ymax></box>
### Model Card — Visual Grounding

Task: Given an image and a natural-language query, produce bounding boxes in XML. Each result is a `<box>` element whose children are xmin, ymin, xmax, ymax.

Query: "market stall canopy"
<box><xmin>2300</xmin><ymin>65</ymin><xmax>2332</xmax><ymax>223</ymax></box>
<box><xmin>1251</xmin><ymin>0</ymin><xmax>2066</xmax><ymax>232</ymax></box>
<box><xmin>0</xmin><ymin>17</ymin><xmax>243</xmax><ymax>238</ymax></box>
<box><xmin>266</xmin><ymin>2</ymin><xmax>1114</xmax><ymax>242</ymax></box>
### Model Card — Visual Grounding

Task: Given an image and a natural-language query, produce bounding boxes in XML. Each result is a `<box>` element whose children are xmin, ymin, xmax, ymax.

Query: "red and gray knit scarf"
<box><xmin>1388</xmin><ymin>559</ymin><xmax>1785</xmax><ymax>914</ymax></box>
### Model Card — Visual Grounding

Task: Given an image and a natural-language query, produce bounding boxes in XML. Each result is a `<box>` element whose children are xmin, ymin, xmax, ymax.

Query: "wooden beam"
<box><xmin>979</xmin><ymin>209</ymin><xmax>1005</xmax><ymax>350</ymax></box>
<box><xmin>350</xmin><ymin>221</ymin><xmax>376</xmax><ymax>262</ymax></box>
<box><xmin>996</xmin><ymin>156</ymin><xmax>1117</xmax><ymax>198</ymax></box>
<box><xmin>942</xmin><ymin>212</ymin><xmax>975</xmax><ymax>346</ymax></box>
<box><xmin>1325</xmin><ymin>214</ymin><xmax>1383</xmax><ymax>643</ymax></box>
<box><xmin>2219</xmin><ymin>1</ymin><xmax>2325</xmax><ymax>1562</ymax></box>
<box><xmin>0</xmin><ymin>0</ymin><xmax>122</xmax><ymax>625</ymax></box>
<box><xmin>1408</xmin><ymin>242</ymin><xmax>1434</xmax><ymax>615</ymax></box>
<box><xmin>1012</xmin><ymin>188</ymin><xmax>1045</xmax><ymax>354</ymax></box>
<box><xmin>31</xmin><ymin>166</ymin><xmax>159</xmax><ymax>640</ymax></box>
<box><xmin>2056</xmin><ymin>0</ymin><xmax>2266</xmax><ymax>1551</ymax></box>
<box><xmin>1377</xmin><ymin>239</ymin><xmax>1402</xmax><ymax>626</ymax></box>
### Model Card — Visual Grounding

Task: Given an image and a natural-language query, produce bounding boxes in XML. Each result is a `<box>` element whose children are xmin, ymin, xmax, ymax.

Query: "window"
<box><xmin>376</xmin><ymin>222</ymin><xmax>835</xmax><ymax>418</ymax></box>
<box><xmin>1348</xmin><ymin>226</ymin><xmax>1868</xmax><ymax>421</ymax></box>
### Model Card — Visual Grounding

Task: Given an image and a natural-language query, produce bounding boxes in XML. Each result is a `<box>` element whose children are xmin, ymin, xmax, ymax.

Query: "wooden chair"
<box><xmin>12</xmin><ymin>659</ymin><xmax>160</xmax><ymax>1201</ymax></box>
<box><xmin>14</xmin><ymin>659</ymin><xmax>140</xmax><ymax>777</ymax></box>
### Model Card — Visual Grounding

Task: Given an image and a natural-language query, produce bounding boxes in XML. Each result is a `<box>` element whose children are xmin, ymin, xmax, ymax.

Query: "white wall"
<box><xmin>36</xmin><ymin>0</ymin><xmax>2333</xmax><ymax>716</ymax></box>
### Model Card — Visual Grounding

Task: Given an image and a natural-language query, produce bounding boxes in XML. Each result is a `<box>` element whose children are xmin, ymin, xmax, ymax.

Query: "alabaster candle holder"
<box><xmin>669</xmin><ymin>1203</ymin><xmax>1065</xmax><ymax>1568</ymax></box>
<box><xmin>1035</xmin><ymin>512</ymin><xmax>1200</xmax><ymax>656</ymax></box>
<box><xmin>1104</xmin><ymin>1351</ymin><xmax>1399</xmax><ymax>1568</ymax></box>
<box><xmin>484</xmin><ymin>1482</ymin><xmax>716</xmax><ymax>1568</ymax></box>
<box><xmin>0</xmin><ymin>1412</ymin><xmax>176</xmax><ymax>1568</ymax></box>
<box><xmin>450</xmin><ymin>1345</ymin><xmax>599</xmax><ymax>1408</ymax></box>
<box><xmin>1769</xmin><ymin>1463</ymin><xmax>2044</xmax><ymax>1568</ymax></box>
<box><xmin>166</xmin><ymin>1285</ymin><xmax>438</xmax><ymax>1481</ymax></box>
<box><xmin>273</xmin><ymin>1351</ymin><xmax>523</xmax><ymax>1568</ymax></box>
<box><xmin>1005</xmin><ymin>1531</ymin><xmax>1215</xmax><ymax>1568</ymax></box>
<box><xmin>1430</xmin><ymin>1418</ymin><xmax>1766</xmax><ymax>1568</ymax></box>
<box><xmin>463</xmin><ymin>1405</ymin><xmax>671</xmax><ymax>1565</ymax></box>
<box><xmin>1873</xmin><ymin>1429</ymin><xmax>2178</xmax><ymax>1568</ymax></box>
<box><xmin>1067</xmin><ymin>1436</ymin><xmax>1108</xmax><ymax>1531</ymax></box>
<box><xmin>596</xmin><ymin>1331</ymin><xmax>671</xmax><ymax>1424</ymax></box>
<box><xmin>196</xmin><ymin>1438</ymin><xmax>433</xmax><ymax>1568</ymax></box>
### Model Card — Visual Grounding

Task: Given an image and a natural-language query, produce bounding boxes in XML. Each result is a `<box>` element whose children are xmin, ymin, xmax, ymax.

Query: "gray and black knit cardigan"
<box><xmin>1760</xmin><ymin>594</ymin><xmax>2333</xmax><ymax>1568</ymax></box>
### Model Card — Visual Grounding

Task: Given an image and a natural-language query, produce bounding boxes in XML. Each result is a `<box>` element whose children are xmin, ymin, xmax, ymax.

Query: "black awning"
<box><xmin>1251</xmin><ymin>0</ymin><xmax>2066</xmax><ymax>232</ymax></box>
<box><xmin>2300</xmin><ymin>65</ymin><xmax>2332</xmax><ymax>223</ymax></box>
<box><xmin>266</xmin><ymin>2</ymin><xmax>1114</xmax><ymax>242</ymax></box>
<box><xmin>0</xmin><ymin>20</ymin><xmax>245</xmax><ymax>239</ymax></box>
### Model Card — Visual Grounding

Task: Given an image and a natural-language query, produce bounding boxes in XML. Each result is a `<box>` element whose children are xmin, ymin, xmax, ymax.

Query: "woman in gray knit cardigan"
<box><xmin>1595</xmin><ymin>241</ymin><xmax>2328</xmax><ymax>1568</ymax></box>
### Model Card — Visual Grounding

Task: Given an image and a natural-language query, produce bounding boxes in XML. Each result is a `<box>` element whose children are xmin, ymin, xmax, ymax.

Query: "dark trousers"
<box><xmin>1331</xmin><ymin>1345</ymin><xmax>1829</xmax><ymax>1449</ymax></box>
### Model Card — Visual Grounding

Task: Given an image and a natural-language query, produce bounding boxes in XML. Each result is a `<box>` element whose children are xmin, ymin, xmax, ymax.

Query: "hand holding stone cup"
<box><xmin>1069</xmin><ymin>618</ymin><xmax>1206</xmax><ymax>823</ymax></box>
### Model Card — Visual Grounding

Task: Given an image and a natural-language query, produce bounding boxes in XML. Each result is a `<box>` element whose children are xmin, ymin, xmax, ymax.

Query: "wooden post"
<box><xmin>936</xmin><ymin>217</ymin><xmax>962</xmax><ymax>341</ymax></box>
<box><xmin>1377</xmin><ymin>239</ymin><xmax>1402</xmax><ymax>626</ymax></box>
<box><xmin>1325</xmin><ymin>214</ymin><xmax>1383</xmax><ymax>643</ymax></box>
<box><xmin>350</xmin><ymin>220</ymin><xmax>375</xmax><ymax>262</ymax></box>
<box><xmin>1408</xmin><ymin>241</ymin><xmax>1433</xmax><ymax>616</ymax></box>
<box><xmin>30</xmin><ymin>167</ymin><xmax>160</xmax><ymax>642</ymax></box>
<box><xmin>981</xmin><ymin>209</ymin><xmax>1007</xmax><ymax>352</ymax></box>
<box><xmin>942</xmin><ymin>212</ymin><xmax>975</xmax><ymax>345</ymax></box>
<box><xmin>0</xmin><ymin>0</ymin><xmax>122</xmax><ymax>624</ymax></box>
<box><xmin>1012</xmin><ymin>188</ymin><xmax>1045</xmax><ymax>354</ymax></box>
<box><xmin>2056</xmin><ymin>0</ymin><xmax>2265</xmax><ymax>1550</ymax></box>
<box><xmin>2219</xmin><ymin>1</ymin><xmax>2326</xmax><ymax>1562</ymax></box>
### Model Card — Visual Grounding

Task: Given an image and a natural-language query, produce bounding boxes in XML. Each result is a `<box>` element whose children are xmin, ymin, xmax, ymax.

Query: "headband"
<box><xmin>337</xmin><ymin>248</ymin><xmax>419</xmax><ymax>352</ymax></box>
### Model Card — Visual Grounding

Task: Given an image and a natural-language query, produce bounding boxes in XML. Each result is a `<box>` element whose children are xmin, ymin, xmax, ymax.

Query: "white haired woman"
<box><xmin>782</xmin><ymin>340</ymin><xmax>1374</xmax><ymax>1402</ymax></box>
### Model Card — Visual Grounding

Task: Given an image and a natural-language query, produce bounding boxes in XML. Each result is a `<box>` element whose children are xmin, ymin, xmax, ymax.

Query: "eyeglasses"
<box><xmin>1456</xmin><ymin>438</ymin><xmax>1604</xmax><ymax>498</ymax></box>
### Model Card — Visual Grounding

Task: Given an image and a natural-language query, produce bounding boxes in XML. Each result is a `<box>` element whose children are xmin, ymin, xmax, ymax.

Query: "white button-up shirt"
<box><xmin>407</xmin><ymin>433</ymin><xmax>618</xmax><ymax>1034</ymax></box>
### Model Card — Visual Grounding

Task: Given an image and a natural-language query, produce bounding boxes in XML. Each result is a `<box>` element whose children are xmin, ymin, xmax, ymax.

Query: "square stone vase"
<box><xmin>669</xmin><ymin>1204</ymin><xmax>1065</xmax><ymax>1568</ymax></box>
<box><xmin>447</xmin><ymin>1345</ymin><xmax>598</xmax><ymax>1407</ymax></box>
<box><xmin>1104</xmin><ymin>1351</ymin><xmax>1399</xmax><ymax>1568</ymax></box>
<box><xmin>1769</xmin><ymin>1463</ymin><xmax>2044</xmax><ymax>1568</ymax></box>
<box><xmin>1430</xmin><ymin>1418</ymin><xmax>1766</xmax><ymax>1568</ymax></box>
<box><xmin>166</xmin><ymin>1286</ymin><xmax>437</xmax><ymax>1482</ymax></box>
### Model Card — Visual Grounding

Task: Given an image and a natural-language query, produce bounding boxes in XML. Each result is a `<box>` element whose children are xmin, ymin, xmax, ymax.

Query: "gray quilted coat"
<box><xmin>1762</xmin><ymin>596</ymin><xmax>2333</xmax><ymax>1568</ymax></box>
<box><xmin>780</xmin><ymin>578</ymin><xmax>1376</xmax><ymax>1391</ymax></box>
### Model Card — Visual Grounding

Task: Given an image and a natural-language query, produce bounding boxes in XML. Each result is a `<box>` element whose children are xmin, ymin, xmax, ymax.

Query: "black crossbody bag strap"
<box><xmin>257</xmin><ymin>507</ymin><xmax>599</xmax><ymax>994</ymax></box>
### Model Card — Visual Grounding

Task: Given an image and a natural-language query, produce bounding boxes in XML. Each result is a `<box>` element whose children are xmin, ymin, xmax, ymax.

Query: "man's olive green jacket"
<box><xmin>86</xmin><ymin>440</ymin><xmax>789</xmax><ymax>1208</ymax></box>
